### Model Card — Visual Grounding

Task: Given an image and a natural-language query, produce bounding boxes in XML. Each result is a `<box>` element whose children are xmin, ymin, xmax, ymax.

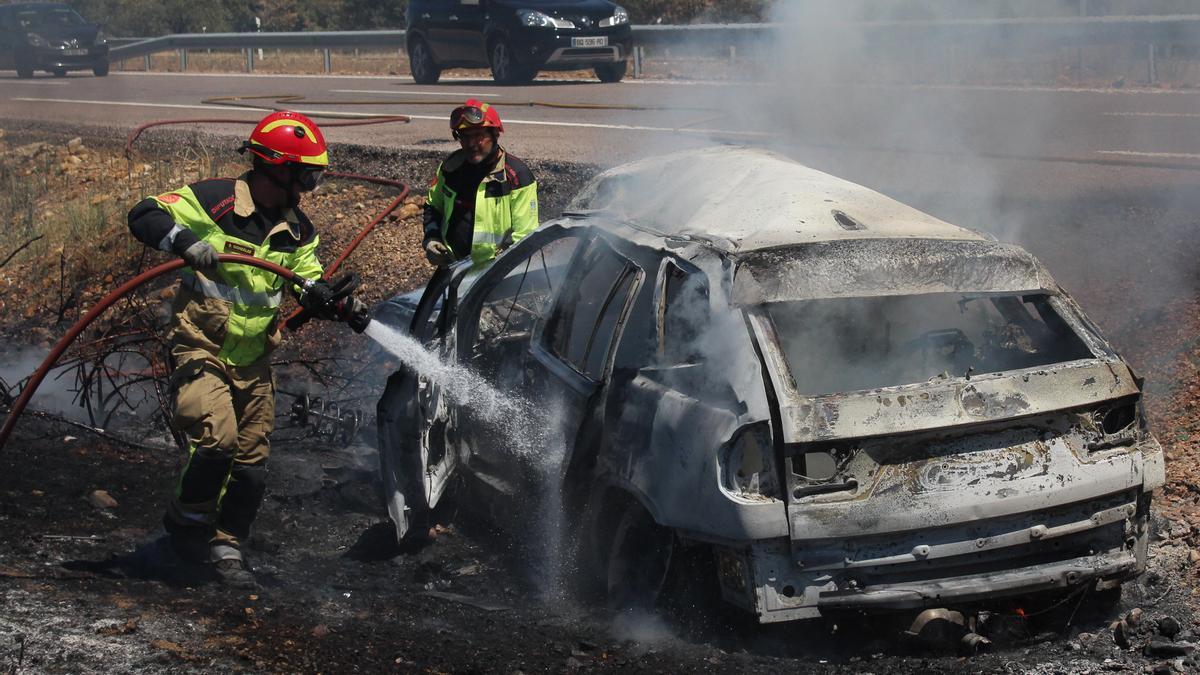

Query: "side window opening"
<box><xmin>546</xmin><ymin>238</ymin><xmax>640</xmax><ymax>380</ymax></box>
<box><xmin>658</xmin><ymin>260</ymin><xmax>710</xmax><ymax>366</ymax></box>
<box><xmin>471</xmin><ymin>235</ymin><xmax>582</xmax><ymax>385</ymax></box>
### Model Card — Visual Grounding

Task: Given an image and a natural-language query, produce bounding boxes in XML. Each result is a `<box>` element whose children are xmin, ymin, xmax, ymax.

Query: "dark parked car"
<box><xmin>405</xmin><ymin>0</ymin><xmax>632</xmax><ymax>85</ymax></box>
<box><xmin>0</xmin><ymin>2</ymin><xmax>108</xmax><ymax>78</ymax></box>
<box><xmin>376</xmin><ymin>147</ymin><xmax>1164</xmax><ymax>623</ymax></box>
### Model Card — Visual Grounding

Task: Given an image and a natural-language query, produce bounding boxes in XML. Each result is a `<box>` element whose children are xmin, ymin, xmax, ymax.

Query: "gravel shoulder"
<box><xmin>1</xmin><ymin>122</ymin><xmax>1198</xmax><ymax>673</ymax></box>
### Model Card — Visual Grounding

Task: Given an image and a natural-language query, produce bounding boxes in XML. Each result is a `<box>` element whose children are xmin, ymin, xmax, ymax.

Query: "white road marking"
<box><xmin>1096</xmin><ymin>150</ymin><xmax>1200</xmax><ymax>159</ymax></box>
<box><xmin>14</xmin><ymin>97</ymin><xmax>268</xmax><ymax>114</ymax></box>
<box><xmin>1102</xmin><ymin>111</ymin><xmax>1200</xmax><ymax>118</ymax></box>
<box><xmin>330</xmin><ymin>89</ymin><xmax>500</xmax><ymax>97</ymax></box>
<box><xmin>7</xmin><ymin>80</ymin><xmax>70</xmax><ymax>85</ymax></box>
<box><xmin>11</xmin><ymin>96</ymin><xmax>763</xmax><ymax>137</ymax></box>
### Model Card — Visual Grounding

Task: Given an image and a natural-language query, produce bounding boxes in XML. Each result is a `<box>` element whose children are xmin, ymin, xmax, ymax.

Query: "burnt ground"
<box><xmin>1</xmin><ymin>123</ymin><xmax>1200</xmax><ymax>673</ymax></box>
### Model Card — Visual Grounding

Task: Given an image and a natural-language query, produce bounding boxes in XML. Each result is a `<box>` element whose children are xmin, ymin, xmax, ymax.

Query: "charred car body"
<box><xmin>376</xmin><ymin>147</ymin><xmax>1164</xmax><ymax>623</ymax></box>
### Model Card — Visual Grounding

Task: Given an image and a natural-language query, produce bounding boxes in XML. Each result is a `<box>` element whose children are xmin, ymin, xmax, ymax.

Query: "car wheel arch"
<box><xmin>588</xmin><ymin>481</ymin><xmax>676</xmax><ymax>610</ymax></box>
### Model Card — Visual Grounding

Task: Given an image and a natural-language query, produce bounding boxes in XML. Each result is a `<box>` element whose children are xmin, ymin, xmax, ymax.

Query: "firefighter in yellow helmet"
<box><xmin>127</xmin><ymin>111</ymin><xmax>366</xmax><ymax>588</ymax></box>
<box><xmin>422</xmin><ymin>99</ymin><xmax>539</xmax><ymax>270</ymax></box>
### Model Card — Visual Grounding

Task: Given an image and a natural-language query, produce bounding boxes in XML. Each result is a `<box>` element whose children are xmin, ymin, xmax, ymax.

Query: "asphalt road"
<box><xmin>1</xmin><ymin>69</ymin><xmax>1197</xmax><ymax>336</ymax></box>
<box><xmin>2</xmin><ymin>70</ymin><xmax>1199</xmax><ymax>173</ymax></box>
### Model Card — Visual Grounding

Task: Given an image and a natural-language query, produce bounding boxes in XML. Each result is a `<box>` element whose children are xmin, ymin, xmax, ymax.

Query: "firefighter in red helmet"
<box><xmin>422</xmin><ymin>99</ymin><xmax>539</xmax><ymax>269</ymax></box>
<box><xmin>127</xmin><ymin>111</ymin><xmax>365</xmax><ymax>589</ymax></box>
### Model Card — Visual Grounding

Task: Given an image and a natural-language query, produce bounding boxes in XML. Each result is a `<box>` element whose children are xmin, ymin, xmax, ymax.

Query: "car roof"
<box><xmin>567</xmin><ymin>146</ymin><xmax>988</xmax><ymax>253</ymax></box>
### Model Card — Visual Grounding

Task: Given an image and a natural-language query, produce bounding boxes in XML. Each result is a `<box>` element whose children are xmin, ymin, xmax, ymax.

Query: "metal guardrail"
<box><xmin>108</xmin><ymin>15</ymin><xmax>1200</xmax><ymax>77</ymax></box>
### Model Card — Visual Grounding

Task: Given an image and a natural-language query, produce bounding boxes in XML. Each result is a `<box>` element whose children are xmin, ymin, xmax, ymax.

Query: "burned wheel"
<box><xmin>606</xmin><ymin>499</ymin><xmax>674</xmax><ymax>611</ymax></box>
<box><xmin>52</xmin><ymin>67</ymin><xmax>66</xmax><ymax>77</ymax></box>
<box><xmin>92</xmin><ymin>61</ymin><xmax>109</xmax><ymax>77</ymax></box>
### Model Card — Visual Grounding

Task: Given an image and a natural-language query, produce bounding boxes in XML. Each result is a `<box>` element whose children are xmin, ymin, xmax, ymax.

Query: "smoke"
<box><xmin>610</xmin><ymin>1</ymin><xmax>1200</xmax><ymax>365</ymax></box>
<box><xmin>1</xmin><ymin>348</ymin><xmax>105</xmax><ymax>423</ymax></box>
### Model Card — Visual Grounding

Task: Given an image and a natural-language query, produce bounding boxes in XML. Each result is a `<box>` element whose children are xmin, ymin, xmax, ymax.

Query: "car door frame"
<box><xmin>451</xmin><ymin>222</ymin><xmax>588</xmax><ymax>471</ymax></box>
<box><xmin>524</xmin><ymin>230</ymin><xmax>644</xmax><ymax>485</ymax></box>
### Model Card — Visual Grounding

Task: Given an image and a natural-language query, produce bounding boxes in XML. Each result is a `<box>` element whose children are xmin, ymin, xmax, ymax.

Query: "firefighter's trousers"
<box><xmin>164</xmin><ymin>347</ymin><xmax>274</xmax><ymax>560</ymax></box>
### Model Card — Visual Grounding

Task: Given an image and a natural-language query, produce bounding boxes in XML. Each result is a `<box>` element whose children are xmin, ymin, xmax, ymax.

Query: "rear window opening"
<box><xmin>765</xmin><ymin>293</ymin><xmax>1095</xmax><ymax>396</ymax></box>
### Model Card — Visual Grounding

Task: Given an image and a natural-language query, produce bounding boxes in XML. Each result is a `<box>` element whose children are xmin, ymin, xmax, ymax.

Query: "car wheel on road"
<box><xmin>92</xmin><ymin>61</ymin><xmax>108</xmax><ymax>77</ymax></box>
<box><xmin>15</xmin><ymin>52</ymin><xmax>32</xmax><ymax>79</ymax></box>
<box><xmin>489</xmin><ymin>38</ymin><xmax>534</xmax><ymax>85</ymax></box>
<box><xmin>594</xmin><ymin>61</ymin><xmax>627</xmax><ymax>83</ymax></box>
<box><xmin>606</xmin><ymin>498</ymin><xmax>674</xmax><ymax>611</ymax></box>
<box><xmin>407</xmin><ymin>37</ymin><xmax>440</xmax><ymax>85</ymax></box>
<box><xmin>52</xmin><ymin>67</ymin><xmax>66</xmax><ymax>77</ymax></box>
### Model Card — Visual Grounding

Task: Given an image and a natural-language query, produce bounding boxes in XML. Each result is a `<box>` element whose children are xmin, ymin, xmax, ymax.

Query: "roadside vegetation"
<box><xmin>64</xmin><ymin>0</ymin><xmax>1200</xmax><ymax>37</ymax></box>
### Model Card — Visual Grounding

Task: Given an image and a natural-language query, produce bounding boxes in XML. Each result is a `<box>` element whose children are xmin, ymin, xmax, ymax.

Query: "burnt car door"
<box><xmin>520</xmin><ymin>233</ymin><xmax>643</xmax><ymax>487</ymax></box>
<box><xmin>376</xmin><ymin>259</ymin><xmax>475</xmax><ymax>541</ymax></box>
<box><xmin>452</xmin><ymin>224</ymin><xmax>588</xmax><ymax>492</ymax></box>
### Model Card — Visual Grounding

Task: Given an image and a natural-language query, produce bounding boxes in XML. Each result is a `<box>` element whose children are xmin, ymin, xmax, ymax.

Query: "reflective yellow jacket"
<box><xmin>423</xmin><ymin>148</ymin><xmax>539</xmax><ymax>268</ymax></box>
<box><xmin>127</xmin><ymin>174</ymin><xmax>323</xmax><ymax>366</ymax></box>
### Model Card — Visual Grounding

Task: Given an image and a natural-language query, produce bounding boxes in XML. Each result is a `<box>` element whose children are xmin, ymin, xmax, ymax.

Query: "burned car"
<box><xmin>376</xmin><ymin>147</ymin><xmax>1165</xmax><ymax>623</ymax></box>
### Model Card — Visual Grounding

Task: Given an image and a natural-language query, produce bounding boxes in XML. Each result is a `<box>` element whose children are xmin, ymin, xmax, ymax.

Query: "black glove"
<box><xmin>298</xmin><ymin>279</ymin><xmax>339</xmax><ymax>315</ymax></box>
<box><xmin>292</xmin><ymin>273</ymin><xmax>364</xmax><ymax>330</ymax></box>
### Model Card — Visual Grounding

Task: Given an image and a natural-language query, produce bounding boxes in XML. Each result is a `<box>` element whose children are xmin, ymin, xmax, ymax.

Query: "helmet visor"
<box><xmin>294</xmin><ymin>165</ymin><xmax>325</xmax><ymax>192</ymax></box>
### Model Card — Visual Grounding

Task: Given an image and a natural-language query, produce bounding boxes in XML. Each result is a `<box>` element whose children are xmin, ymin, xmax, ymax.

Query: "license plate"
<box><xmin>62</xmin><ymin>49</ymin><xmax>87</xmax><ymax>56</ymax></box>
<box><xmin>571</xmin><ymin>37</ymin><xmax>608</xmax><ymax>48</ymax></box>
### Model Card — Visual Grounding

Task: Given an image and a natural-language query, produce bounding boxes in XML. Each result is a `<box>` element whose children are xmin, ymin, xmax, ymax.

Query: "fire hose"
<box><xmin>0</xmin><ymin>254</ymin><xmax>349</xmax><ymax>451</ymax></box>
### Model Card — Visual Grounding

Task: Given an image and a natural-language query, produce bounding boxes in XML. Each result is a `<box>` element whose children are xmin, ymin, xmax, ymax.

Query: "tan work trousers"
<box><xmin>165</xmin><ymin>347</ymin><xmax>274</xmax><ymax>555</ymax></box>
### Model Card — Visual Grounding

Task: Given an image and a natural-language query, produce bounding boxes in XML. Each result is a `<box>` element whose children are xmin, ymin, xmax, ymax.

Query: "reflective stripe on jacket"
<box><xmin>127</xmin><ymin>174</ymin><xmax>323</xmax><ymax>366</ymax></box>
<box><xmin>424</xmin><ymin>148</ymin><xmax>539</xmax><ymax>268</ymax></box>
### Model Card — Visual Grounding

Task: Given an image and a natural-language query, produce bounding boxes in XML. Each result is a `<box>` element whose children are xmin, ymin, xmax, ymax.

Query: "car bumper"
<box><xmin>510</xmin><ymin>27</ymin><xmax>632</xmax><ymax>68</ymax></box>
<box><xmin>32</xmin><ymin>45</ymin><xmax>107</xmax><ymax>70</ymax></box>
<box><xmin>712</xmin><ymin>491</ymin><xmax>1150</xmax><ymax>623</ymax></box>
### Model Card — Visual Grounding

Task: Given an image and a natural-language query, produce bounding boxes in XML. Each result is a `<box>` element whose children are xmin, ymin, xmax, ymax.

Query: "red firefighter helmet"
<box><xmin>450</xmin><ymin>99</ymin><xmax>503</xmax><ymax>139</ymax></box>
<box><xmin>239</xmin><ymin>111</ymin><xmax>329</xmax><ymax>167</ymax></box>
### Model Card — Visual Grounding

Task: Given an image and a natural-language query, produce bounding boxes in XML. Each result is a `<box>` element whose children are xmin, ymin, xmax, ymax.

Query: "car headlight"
<box><xmin>720</xmin><ymin>423</ymin><xmax>781</xmax><ymax>500</ymax></box>
<box><xmin>94</xmin><ymin>31</ymin><xmax>108</xmax><ymax>46</ymax></box>
<box><xmin>25</xmin><ymin>33</ymin><xmax>48</xmax><ymax>47</ymax></box>
<box><xmin>517</xmin><ymin>9</ymin><xmax>574</xmax><ymax>29</ymax></box>
<box><xmin>600</xmin><ymin>6</ymin><xmax>629</xmax><ymax>28</ymax></box>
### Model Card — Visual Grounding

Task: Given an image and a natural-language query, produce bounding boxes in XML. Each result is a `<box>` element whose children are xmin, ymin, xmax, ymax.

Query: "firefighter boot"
<box><xmin>215</xmin><ymin>463</ymin><xmax>268</xmax><ymax>549</ymax></box>
<box><xmin>211</xmin><ymin>545</ymin><xmax>257</xmax><ymax>590</ymax></box>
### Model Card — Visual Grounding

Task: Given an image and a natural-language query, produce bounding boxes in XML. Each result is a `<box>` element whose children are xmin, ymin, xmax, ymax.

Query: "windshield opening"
<box><xmin>17</xmin><ymin>8</ymin><xmax>86</xmax><ymax>29</ymax></box>
<box><xmin>765</xmin><ymin>292</ymin><xmax>1095</xmax><ymax>396</ymax></box>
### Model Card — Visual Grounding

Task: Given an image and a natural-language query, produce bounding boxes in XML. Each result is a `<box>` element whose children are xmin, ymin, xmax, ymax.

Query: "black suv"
<box><xmin>406</xmin><ymin>0</ymin><xmax>632</xmax><ymax>85</ymax></box>
<box><xmin>0</xmin><ymin>2</ymin><xmax>108</xmax><ymax>78</ymax></box>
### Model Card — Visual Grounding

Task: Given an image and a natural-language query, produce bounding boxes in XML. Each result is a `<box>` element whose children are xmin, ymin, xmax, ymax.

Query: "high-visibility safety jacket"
<box><xmin>127</xmin><ymin>174</ymin><xmax>323</xmax><ymax>366</ymax></box>
<box><xmin>423</xmin><ymin>148</ymin><xmax>539</xmax><ymax>268</ymax></box>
